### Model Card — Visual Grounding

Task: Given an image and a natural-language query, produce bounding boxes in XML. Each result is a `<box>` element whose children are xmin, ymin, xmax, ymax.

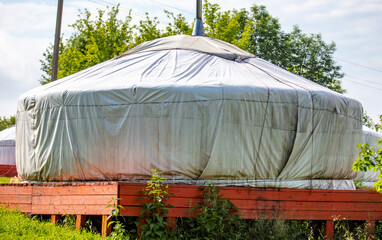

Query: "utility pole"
<box><xmin>51</xmin><ymin>0</ymin><xmax>64</xmax><ymax>82</ymax></box>
<box><xmin>192</xmin><ymin>0</ymin><xmax>205</xmax><ymax>36</ymax></box>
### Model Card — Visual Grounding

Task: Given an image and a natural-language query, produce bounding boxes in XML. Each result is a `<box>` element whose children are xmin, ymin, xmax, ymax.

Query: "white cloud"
<box><xmin>0</xmin><ymin>2</ymin><xmax>55</xmax><ymax>36</ymax></box>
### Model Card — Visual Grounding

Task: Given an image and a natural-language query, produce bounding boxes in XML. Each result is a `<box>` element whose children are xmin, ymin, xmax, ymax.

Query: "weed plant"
<box><xmin>107</xmin><ymin>197</ymin><xmax>130</xmax><ymax>240</ymax></box>
<box><xmin>138</xmin><ymin>169</ymin><xmax>173</xmax><ymax>239</ymax></box>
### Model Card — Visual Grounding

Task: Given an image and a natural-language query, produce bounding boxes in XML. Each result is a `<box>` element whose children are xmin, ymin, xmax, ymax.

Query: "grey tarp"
<box><xmin>0</xmin><ymin>126</ymin><xmax>16</xmax><ymax>165</ymax></box>
<box><xmin>355</xmin><ymin>126</ymin><xmax>382</xmax><ymax>187</ymax></box>
<box><xmin>16</xmin><ymin>35</ymin><xmax>363</xmax><ymax>189</ymax></box>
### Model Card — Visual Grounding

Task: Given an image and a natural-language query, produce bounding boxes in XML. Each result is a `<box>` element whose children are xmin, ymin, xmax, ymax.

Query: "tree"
<box><xmin>40</xmin><ymin>5</ymin><xmax>134</xmax><ymax>84</ymax></box>
<box><xmin>0</xmin><ymin>116</ymin><xmax>16</xmax><ymax>131</ymax></box>
<box><xmin>363</xmin><ymin>112</ymin><xmax>375</xmax><ymax>129</ymax></box>
<box><xmin>40</xmin><ymin>1</ymin><xmax>345</xmax><ymax>93</ymax></box>
<box><xmin>201</xmin><ymin>1</ymin><xmax>345</xmax><ymax>93</ymax></box>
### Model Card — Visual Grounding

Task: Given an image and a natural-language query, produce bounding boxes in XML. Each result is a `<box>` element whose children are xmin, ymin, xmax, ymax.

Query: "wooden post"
<box><xmin>366</xmin><ymin>220</ymin><xmax>375</xmax><ymax>239</ymax></box>
<box><xmin>51</xmin><ymin>215</ymin><xmax>60</xmax><ymax>224</ymax></box>
<box><xmin>167</xmin><ymin>217</ymin><xmax>176</xmax><ymax>229</ymax></box>
<box><xmin>102</xmin><ymin>215</ymin><xmax>111</xmax><ymax>237</ymax></box>
<box><xmin>76</xmin><ymin>215</ymin><xmax>86</xmax><ymax>230</ymax></box>
<box><xmin>324</xmin><ymin>220</ymin><xmax>334</xmax><ymax>240</ymax></box>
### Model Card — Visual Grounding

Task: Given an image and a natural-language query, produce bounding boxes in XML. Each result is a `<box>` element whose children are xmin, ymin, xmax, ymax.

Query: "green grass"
<box><xmin>0</xmin><ymin>207</ymin><xmax>109</xmax><ymax>240</ymax></box>
<box><xmin>0</xmin><ymin>177</ymin><xmax>11</xmax><ymax>184</ymax></box>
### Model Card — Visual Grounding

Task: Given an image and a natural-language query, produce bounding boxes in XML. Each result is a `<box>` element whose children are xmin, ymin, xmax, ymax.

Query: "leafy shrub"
<box><xmin>173</xmin><ymin>184</ymin><xmax>241</xmax><ymax>239</ymax></box>
<box><xmin>138</xmin><ymin>169</ymin><xmax>173</xmax><ymax>239</ymax></box>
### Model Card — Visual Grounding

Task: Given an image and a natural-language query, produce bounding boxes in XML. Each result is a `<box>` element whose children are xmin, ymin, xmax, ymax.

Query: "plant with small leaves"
<box><xmin>0</xmin><ymin>116</ymin><xmax>15</xmax><ymax>131</ymax></box>
<box><xmin>84</xmin><ymin>219</ymin><xmax>97</xmax><ymax>233</ymax></box>
<box><xmin>61</xmin><ymin>214</ymin><xmax>76</xmax><ymax>228</ymax></box>
<box><xmin>181</xmin><ymin>183</ymin><xmax>241</xmax><ymax>240</ymax></box>
<box><xmin>375</xmin><ymin>115</ymin><xmax>382</xmax><ymax>132</ymax></box>
<box><xmin>353</xmin><ymin>114</ymin><xmax>382</xmax><ymax>192</ymax></box>
<box><xmin>106</xmin><ymin>197</ymin><xmax>129</xmax><ymax>240</ymax></box>
<box><xmin>138</xmin><ymin>169</ymin><xmax>173</xmax><ymax>240</ymax></box>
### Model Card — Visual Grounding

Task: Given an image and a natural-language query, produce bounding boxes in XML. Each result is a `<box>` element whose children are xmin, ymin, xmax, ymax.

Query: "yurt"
<box><xmin>16</xmin><ymin>35</ymin><xmax>363</xmax><ymax>189</ymax></box>
<box><xmin>0</xmin><ymin>126</ymin><xmax>16</xmax><ymax>177</ymax></box>
<box><xmin>355</xmin><ymin>126</ymin><xmax>382</xmax><ymax>187</ymax></box>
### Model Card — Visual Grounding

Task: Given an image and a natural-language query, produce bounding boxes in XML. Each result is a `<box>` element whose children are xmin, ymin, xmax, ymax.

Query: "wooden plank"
<box><xmin>102</xmin><ymin>215</ymin><xmax>111</xmax><ymax>237</ymax></box>
<box><xmin>119</xmin><ymin>206</ymin><xmax>382</xmax><ymax>220</ymax></box>
<box><xmin>324</xmin><ymin>220</ymin><xmax>334</xmax><ymax>240</ymax></box>
<box><xmin>230</xmin><ymin>200</ymin><xmax>382</xmax><ymax>212</ymax></box>
<box><xmin>76</xmin><ymin>215</ymin><xmax>86</xmax><ymax>230</ymax></box>
<box><xmin>0</xmin><ymin>194</ymin><xmax>32</xmax><ymax>204</ymax></box>
<box><xmin>32</xmin><ymin>204</ymin><xmax>112</xmax><ymax>215</ymax></box>
<box><xmin>51</xmin><ymin>215</ymin><xmax>60</xmax><ymax>224</ymax></box>
<box><xmin>167</xmin><ymin>217</ymin><xmax>176</xmax><ymax>229</ymax></box>
<box><xmin>220</xmin><ymin>189</ymin><xmax>382</xmax><ymax>203</ymax></box>
<box><xmin>0</xmin><ymin>165</ymin><xmax>17</xmax><ymax>177</ymax></box>
<box><xmin>239</xmin><ymin>209</ymin><xmax>382</xmax><ymax>220</ymax></box>
<box><xmin>366</xmin><ymin>220</ymin><xmax>375</xmax><ymax>238</ymax></box>
<box><xmin>0</xmin><ymin>203</ymin><xmax>32</xmax><ymax>212</ymax></box>
<box><xmin>0</xmin><ymin>185</ymin><xmax>32</xmax><ymax>195</ymax></box>
<box><xmin>32</xmin><ymin>195</ymin><xmax>113</xmax><ymax>205</ymax></box>
<box><xmin>32</xmin><ymin>184</ymin><xmax>118</xmax><ymax>196</ymax></box>
<box><xmin>119</xmin><ymin>195</ymin><xmax>382</xmax><ymax>213</ymax></box>
<box><xmin>118</xmin><ymin>183</ymin><xmax>382</xmax><ymax>203</ymax></box>
<box><xmin>119</xmin><ymin>195</ymin><xmax>202</xmax><ymax>207</ymax></box>
<box><xmin>119</xmin><ymin>183</ymin><xmax>203</xmax><ymax>197</ymax></box>
<box><xmin>119</xmin><ymin>206</ymin><xmax>192</xmax><ymax>218</ymax></box>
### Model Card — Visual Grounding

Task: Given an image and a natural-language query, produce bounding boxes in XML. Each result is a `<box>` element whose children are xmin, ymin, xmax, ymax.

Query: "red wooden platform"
<box><xmin>0</xmin><ymin>165</ymin><xmax>17</xmax><ymax>177</ymax></box>
<box><xmin>1</xmin><ymin>182</ymin><xmax>381</xmax><ymax>239</ymax></box>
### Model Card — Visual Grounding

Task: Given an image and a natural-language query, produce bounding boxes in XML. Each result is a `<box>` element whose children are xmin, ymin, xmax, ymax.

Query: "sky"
<box><xmin>0</xmin><ymin>0</ymin><xmax>381</xmax><ymax>122</ymax></box>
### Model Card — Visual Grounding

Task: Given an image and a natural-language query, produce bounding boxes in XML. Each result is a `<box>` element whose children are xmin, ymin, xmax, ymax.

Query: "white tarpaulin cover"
<box><xmin>0</xmin><ymin>126</ymin><xmax>16</xmax><ymax>165</ymax></box>
<box><xmin>355</xmin><ymin>126</ymin><xmax>382</xmax><ymax>187</ymax></box>
<box><xmin>16</xmin><ymin>35</ymin><xmax>363</xmax><ymax>189</ymax></box>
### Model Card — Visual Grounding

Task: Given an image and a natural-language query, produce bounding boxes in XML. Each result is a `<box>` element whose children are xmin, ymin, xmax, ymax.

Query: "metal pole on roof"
<box><xmin>51</xmin><ymin>0</ymin><xmax>64</xmax><ymax>82</ymax></box>
<box><xmin>192</xmin><ymin>0</ymin><xmax>205</xmax><ymax>36</ymax></box>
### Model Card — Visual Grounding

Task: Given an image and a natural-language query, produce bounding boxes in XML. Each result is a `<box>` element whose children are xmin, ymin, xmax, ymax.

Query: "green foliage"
<box><xmin>163</xmin><ymin>10</ymin><xmax>192</xmax><ymax>36</ymax></box>
<box><xmin>138</xmin><ymin>169</ymin><xmax>173</xmax><ymax>239</ymax></box>
<box><xmin>0</xmin><ymin>116</ymin><xmax>15</xmax><ymax>131</ymax></box>
<box><xmin>106</xmin><ymin>197</ymin><xmax>130</xmax><ymax>240</ymax></box>
<box><xmin>202</xmin><ymin>0</ymin><xmax>345</xmax><ymax>93</ymax></box>
<box><xmin>170</xmin><ymin>185</ymin><xmax>312</xmax><ymax>239</ymax></box>
<box><xmin>61</xmin><ymin>214</ymin><xmax>76</xmax><ymax>228</ymax></box>
<box><xmin>85</xmin><ymin>218</ymin><xmax>98</xmax><ymax>233</ymax></box>
<box><xmin>134</xmin><ymin>14</ymin><xmax>162</xmax><ymax>46</ymax></box>
<box><xmin>40</xmin><ymin>1</ymin><xmax>345</xmax><ymax>93</ymax></box>
<box><xmin>0</xmin><ymin>177</ymin><xmax>11</xmax><ymax>184</ymax></box>
<box><xmin>353</xmin><ymin>114</ymin><xmax>382</xmax><ymax>192</ymax></box>
<box><xmin>40</xmin><ymin>5</ymin><xmax>133</xmax><ymax>84</ymax></box>
<box><xmin>375</xmin><ymin>115</ymin><xmax>382</xmax><ymax>133</ymax></box>
<box><xmin>0</xmin><ymin>207</ymin><xmax>108</xmax><ymax>239</ymax></box>
<box><xmin>178</xmin><ymin>184</ymin><xmax>241</xmax><ymax>239</ymax></box>
<box><xmin>363</xmin><ymin>112</ymin><xmax>375</xmax><ymax>129</ymax></box>
<box><xmin>333</xmin><ymin>220</ymin><xmax>368</xmax><ymax>240</ymax></box>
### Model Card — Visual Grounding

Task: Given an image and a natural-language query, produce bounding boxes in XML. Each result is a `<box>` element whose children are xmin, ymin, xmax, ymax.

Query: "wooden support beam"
<box><xmin>167</xmin><ymin>217</ymin><xmax>176</xmax><ymax>229</ymax></box>
<box><xmin>76</xmin><ymin>215</ymin><xmax>86</xmax><ymax>230</ymax></box>
<box><xmin>366</xmin><ymin>220</ymin><xmax>375</xmax><ymax>238</ymax></box>
<box><xmin>51</xmin><ymin>214</ymin><xmax>60</xmax><ymax>224</ymax></box>
<box><xmin>324</xmin><ymin>220</ymin><xmax>334</xmax><ymax>240</ymax></box>
<box><xmin>102</xmin><ymin>215</ymin><xmax>111</xmax><ymax>237</ymax></box>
